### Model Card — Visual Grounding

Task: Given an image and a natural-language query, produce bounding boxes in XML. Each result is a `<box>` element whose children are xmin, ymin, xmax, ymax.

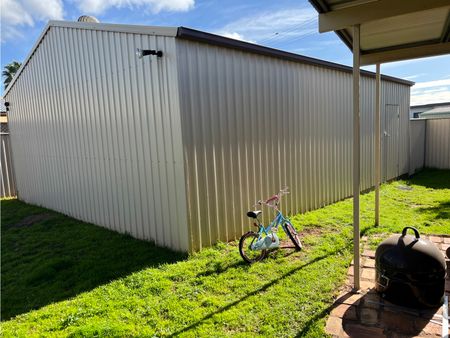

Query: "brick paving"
<box><xmin>325</xmin><ymin>235</ymin><xmax>450</xmax><ymax>338</ymax></box>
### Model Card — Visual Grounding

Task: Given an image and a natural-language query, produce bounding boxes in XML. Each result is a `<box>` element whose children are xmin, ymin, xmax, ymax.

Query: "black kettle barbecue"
<box><xmin>375</xmin><ymin>227</ymin><xmax>446</xmax><ymax>308</ymax></box>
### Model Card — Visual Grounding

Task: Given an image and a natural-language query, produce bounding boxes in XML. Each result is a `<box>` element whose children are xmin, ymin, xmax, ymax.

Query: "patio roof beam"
<box><xmin>318</xmin><ymin>0</ymin><xmax>450</xmax><ymax>33</ymax></box>
<box><xmin>360</xmin><ymin>41</ymin><xmax>450</xmax><ymax>65</ymax></box>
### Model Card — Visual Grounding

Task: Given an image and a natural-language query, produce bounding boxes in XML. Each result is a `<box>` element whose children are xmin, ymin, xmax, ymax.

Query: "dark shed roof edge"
<box><xmin>176</xmin><ymin>26</ymin><xmax>414</xmax><ymax>87</ymax></box>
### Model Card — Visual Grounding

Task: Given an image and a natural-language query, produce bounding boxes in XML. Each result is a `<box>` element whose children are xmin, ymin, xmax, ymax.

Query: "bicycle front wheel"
<box><xmin>239</xmin><ymin>231</ymin><xmax>267</xmax><ymax>263</ymax></box>
<box><xmin>284</xmin><ymin>222</ymin><xmax>302</xmax><ymax>251</ymax></box>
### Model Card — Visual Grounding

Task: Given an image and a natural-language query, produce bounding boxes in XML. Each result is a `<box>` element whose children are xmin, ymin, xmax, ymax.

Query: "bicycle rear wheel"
<box><xmin>284</xmin><ymin>222</ymin><xmax>302</xmax><ymax>251</ymax></box>
<box><xmin>239</xmin><ymin>231</ymin><xmax>267</xmax><ymax>263</ymax></box>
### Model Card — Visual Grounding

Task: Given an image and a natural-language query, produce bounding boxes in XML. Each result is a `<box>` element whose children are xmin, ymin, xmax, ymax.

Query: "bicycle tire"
<box><xmin>239</xmin><ymin>231</ymin><xmax>267</xmax><ymax>263</ymax></box>
<box><xmin>284</xmin><ymin>222</ymin><xmax>302</xmax><ymax>251</ymax></box>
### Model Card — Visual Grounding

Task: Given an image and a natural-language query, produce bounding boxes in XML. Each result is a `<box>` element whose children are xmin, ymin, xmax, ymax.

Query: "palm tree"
<box><xmin>2</xmin><ymin>61</ymin><xmax>22</xmax><ymax>89</ymax></box>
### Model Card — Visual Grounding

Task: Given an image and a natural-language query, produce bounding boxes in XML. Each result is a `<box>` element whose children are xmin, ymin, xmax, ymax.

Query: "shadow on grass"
<box><xmin>167</xmin><ymin>241</ymin><xmax>353</xmax><ymax>337</ymax></box>
<box><xmin>416</xmin><ymin>200</ymin><xmax>450</xmax><ymax>220</ymax></box>
<box><xmin>408</xmin><ymin>169</ymin><xmax>450</xmax><ymax>189</ymax></box>
<box><xmin>1</xmin><ymin>199</ymin><xmax>186</xmax><ymax>321</ymax></box>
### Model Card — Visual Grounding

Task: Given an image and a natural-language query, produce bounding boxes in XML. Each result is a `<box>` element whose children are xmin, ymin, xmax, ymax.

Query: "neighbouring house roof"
<box><xmin>419</xmin><ymin>105</ymin><xmax>450</xmax><ymax>119</ymax></box>
<box><xmin>3</xmin><ymin>20</ymin><xmax>414</xmax><ymax>97</ymax></box>
<box><xmin>411</xmin><ymin>101</ymin><xmax>450</xmax><ymax>110</ymax></box>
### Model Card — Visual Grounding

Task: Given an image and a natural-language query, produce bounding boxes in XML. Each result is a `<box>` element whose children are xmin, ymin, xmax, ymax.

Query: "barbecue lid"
<box><xmin>375</xmin><ymin>227</ymin><xmax>445</xmax><ymax>275</ymax></box>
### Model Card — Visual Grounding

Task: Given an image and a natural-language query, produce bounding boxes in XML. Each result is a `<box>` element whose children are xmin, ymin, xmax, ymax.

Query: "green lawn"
<box><xmin>1</xmin><ymin>169</ymin><xmax>449</xmax><ymax>337</ymax></box>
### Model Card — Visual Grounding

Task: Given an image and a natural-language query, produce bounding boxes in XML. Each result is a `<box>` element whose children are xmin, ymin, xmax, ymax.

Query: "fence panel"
<box><xmin>426</xmin><ymin>119</ymin><xmax>450</xmax><ymax>169</ymax></box>
<box><xmin>1</xmin><ymin>133</ymin><xmax>17</xmax><ymax>198</ymax></box>
<box><xmin>409</xmin><ymin>120</ymin><xmax>426</xmax><ymax>174</ymax></box>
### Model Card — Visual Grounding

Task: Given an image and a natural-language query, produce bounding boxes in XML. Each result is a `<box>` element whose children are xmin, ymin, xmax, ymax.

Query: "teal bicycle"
<box><xmin>239</xmin><ymin>188</ymin><xmax>302</xmax><ymax>263</ymax></box>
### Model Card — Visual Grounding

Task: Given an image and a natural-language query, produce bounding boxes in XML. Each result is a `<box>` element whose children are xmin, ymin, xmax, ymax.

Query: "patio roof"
<box><xmin>308</xmin><ymin>0</ymin><xmax>450</xmax><ymax>292</ymax></box>
<box><xmin>309</xmin><ymin>0</ymin><xmax>450</xmax><ymax>65</ymax></box>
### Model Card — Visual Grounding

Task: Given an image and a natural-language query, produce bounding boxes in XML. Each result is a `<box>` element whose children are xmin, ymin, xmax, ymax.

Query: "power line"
<box><xmin>257</xmin><ymin>18</ymin><xmax>316</xmax><ymax>45</ymax></box>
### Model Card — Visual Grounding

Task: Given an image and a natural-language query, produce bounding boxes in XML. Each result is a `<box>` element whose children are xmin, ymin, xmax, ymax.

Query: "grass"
<box><xmin>1</xmin><ymin>169</ymin><xmax>449</xmax><ymax>337</ymax></box>
<box><xmin>0</xmin><ymin>201</ymin><xmax>185</xmax><ymax>321</ymax></box>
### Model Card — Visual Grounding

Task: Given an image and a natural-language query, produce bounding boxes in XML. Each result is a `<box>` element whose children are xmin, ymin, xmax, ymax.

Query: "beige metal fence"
<box><xmin>409</xmin><ymin>120</ymin><xmax>426</xmax><ymax>174</ymax></box>
<box><xmin>1</xmin><ymin>133</ymin><xmax>17</xmax><ymax>198</ymax></box>
<box><xmin>425</xmin><ymin>119</ymin><xmax>450</xmax><ymax>169</ymax></box>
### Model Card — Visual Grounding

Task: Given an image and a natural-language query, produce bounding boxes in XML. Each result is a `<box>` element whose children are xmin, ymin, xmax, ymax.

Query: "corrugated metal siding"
<box><xmin>5</xmin><ymin>26</ymin><xmax>189</xmax><ymax>251</ymax></box>
<box><xmin>426</xmin><ymin>119</ymin><xmax>450</xmax><ymax>169</ymax></box>
<box><xmin>1</xmin><ymin>133</ymin><xmax>17</xmax><ymax>198</ymax></box>
<box><xmin>176</xmin><ymin>40</ymin><xmax>411</xmax><ymax>250</ymax></box>
<box><xmin>409</xmin><ymin>120</ymin><xmax>426</xmax><ymax>174</ymax></box>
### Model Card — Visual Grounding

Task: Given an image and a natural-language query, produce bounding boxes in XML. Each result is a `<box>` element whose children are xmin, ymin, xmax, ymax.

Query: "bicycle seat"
<box><xmin>247</xmin><ymin>210</ymin><xmax>262</xmax><ymax>219</ymax></box>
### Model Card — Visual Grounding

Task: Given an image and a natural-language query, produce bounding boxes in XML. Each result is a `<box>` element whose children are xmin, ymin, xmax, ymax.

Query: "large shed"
<box><xmin>3</xmin><ymin>20</ymin><xmax>413</xmax><ymax>252</ymax></box>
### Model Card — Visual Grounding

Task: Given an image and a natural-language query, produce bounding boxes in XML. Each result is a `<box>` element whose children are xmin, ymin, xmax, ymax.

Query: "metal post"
<box><xmin>375</xmin><ymin>64</ymin><xmax>381</xmax><ymax>226</ymax></box>
<box><xmin>352</xmin><ymin>24</ymin><xmax>361</xmax><ymax>291</ymax></box>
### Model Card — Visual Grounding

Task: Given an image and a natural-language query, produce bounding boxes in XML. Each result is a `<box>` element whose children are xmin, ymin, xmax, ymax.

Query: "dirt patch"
<box><xmin>299</xmin><ymin>226</ymin><xmax>326</xmax><ymax>237</ymax></box>
<box><xmin>12</xmin><ymin>214</ymin><xmax>52</xmax><ymax>228</ymax></box>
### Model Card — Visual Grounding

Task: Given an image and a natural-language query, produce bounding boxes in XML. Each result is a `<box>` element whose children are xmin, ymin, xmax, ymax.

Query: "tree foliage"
<box><xmin>2</xmin><ymin>61</ymin><xmax>22</xmax><ymax>89</ymax></box>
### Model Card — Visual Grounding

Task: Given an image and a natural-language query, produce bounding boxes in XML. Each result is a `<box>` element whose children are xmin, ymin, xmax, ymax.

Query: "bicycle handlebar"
<box><xmin>254</xmin><ymin>187</ymin><xmax>289</xmax><ymax>208</ymax></box>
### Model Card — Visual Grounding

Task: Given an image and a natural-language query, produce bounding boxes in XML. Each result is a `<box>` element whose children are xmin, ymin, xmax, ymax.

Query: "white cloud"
<box><xmin>413</xmin><ymin>79</ymin><xmax>450</xmax><ymax>89</ymax></box>
<box><xmin>214</xmin><ymin>7</ymin><xmax>317</xmax><ymax>45</ymax></box>
<box><xmin>403</xmin><ymin>73</ymin><xmax>427</xmax><ymax>80</ymax></box>
<box><xmin>410</xmin><ymin>89</ymin><xmax>450</xmax><ymax>106</ymax></box>
<box><xmin>217</xmin><ymin>32</ymin><xmax>256</xmax><ymax>43</ymax></box>
<box><xmin>1</xmin><ymin>0</ymin><xmax>33</xmax><ymax>26</ymax></box>
<box><xmin>1</xmin><ymin>0</ymin><xmax>63</xmax><ymax>43</ymax></box>
<box><xmin>23</xmin><ymin>0</ymin><xmax>64</xmax><ymax>21</ymax></box>
<box><xmin>73</xmin><ymin>0</ymin><xmax>195</xmax><ymax>15</ymax></box>
<box><xmin>411</xmin><ymin>78</ymin><xmax>450</xmax><ymax>105</ymax></box>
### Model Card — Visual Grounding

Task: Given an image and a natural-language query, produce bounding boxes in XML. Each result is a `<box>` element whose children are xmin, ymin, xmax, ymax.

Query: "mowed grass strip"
<box><xmin>1</xmin><ymin>169</ymin><xmax>449</xmax><ymax>337</ymax></box>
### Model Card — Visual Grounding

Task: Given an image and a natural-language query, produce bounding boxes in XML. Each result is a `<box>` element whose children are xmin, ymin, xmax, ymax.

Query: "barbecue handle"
<box><xmin>401</xmin><ymin>226</ymin><xmax>420</xmax><ymax>239</ymax></box>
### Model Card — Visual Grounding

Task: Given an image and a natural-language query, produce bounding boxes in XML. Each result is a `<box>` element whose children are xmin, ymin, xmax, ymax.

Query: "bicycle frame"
<box><xmin>256</xmin><ymin>210</ymin><xmax>290</xmax><ymax>238</ymax></box>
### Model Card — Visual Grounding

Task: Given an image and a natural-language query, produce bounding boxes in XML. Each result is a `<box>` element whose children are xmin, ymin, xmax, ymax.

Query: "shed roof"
<box><xmin>3</xmin><ymin>20</ymin><xmax>414</xmax><ymax>96</ymax></box>
<box><xmin>309</xmin><ymin>0</ymin><xmax>450</xmax><ymax>65</ymax></box>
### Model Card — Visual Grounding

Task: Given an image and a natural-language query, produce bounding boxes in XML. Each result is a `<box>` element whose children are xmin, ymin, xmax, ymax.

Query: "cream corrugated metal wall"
<box><xmin>6</xmin><ymin>25</ymin><xmax>189</xmax><ymax>251</ymax></box>
<box><xmin>176</xmin><ymin>40</ymin><xmax>411</xmax><ymax>251</ymax></box>
<box><xmin>426</xmin><ymin>119</ymin><xmax>450</xmax><ymax>169</ymax></box>
<box><xmin>1</xmin><ymin>133</ymin><xmax>17</xmax><ymax>198</ymax></box>
<box><xmin>409</xmin><ymin>120</ymin><xmax>426</xmax><ymax>174</ymax></box>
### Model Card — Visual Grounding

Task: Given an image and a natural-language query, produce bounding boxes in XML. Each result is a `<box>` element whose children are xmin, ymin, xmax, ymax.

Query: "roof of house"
<box><xmin>3</xmin><ymin>20</ymin><xmax>414</xmax><ymax>96</ymax></box>
<box><xmin>411</xmin><ymin>101</ymin><xmax>450</xmax><ymax>109</ymax></box>
<box><xmin>419</xmin><ymin>105</ymin><xmax>450</xmax><ymax>119</ymax></box>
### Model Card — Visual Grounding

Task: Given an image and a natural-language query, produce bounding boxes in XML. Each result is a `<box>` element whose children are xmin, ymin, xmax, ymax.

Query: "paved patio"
<box><xmin>326</xmin><ymin>235</ymin><xmax>450</xmax><ymax>338</ymax></box>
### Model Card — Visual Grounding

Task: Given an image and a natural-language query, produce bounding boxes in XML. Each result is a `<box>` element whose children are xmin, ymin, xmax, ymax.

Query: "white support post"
<box><xmin>353</xmin><ymin>24</ymin><xmax>361</xmax><ymax>291</ymax></box>
<box><xmin>375</xmin><ymin>64</ymin><xmax>381</xmax><ymax>226</ymax></box>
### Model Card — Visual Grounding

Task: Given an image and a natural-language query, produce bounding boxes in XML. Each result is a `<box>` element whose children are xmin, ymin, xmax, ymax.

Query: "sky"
<box><xmin>1</xmin><ymin>0</ymin><xmax>449</xmax><ymax>105</ymax></box>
